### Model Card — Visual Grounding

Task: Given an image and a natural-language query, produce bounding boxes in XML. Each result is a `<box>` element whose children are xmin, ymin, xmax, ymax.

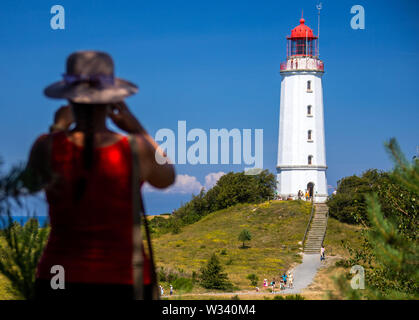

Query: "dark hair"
<box><xmin>71</xmin><ymin>103</ymin><xmax>105</xmax><ymax>202</ymax></box>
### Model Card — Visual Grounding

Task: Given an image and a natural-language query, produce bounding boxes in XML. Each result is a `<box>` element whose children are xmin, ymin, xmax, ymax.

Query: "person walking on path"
<box><xmin>170</xmin><ymin>285</ymin><xmax>173</xmax><ymax>296</ymax></box>
<box><xmin>287</xmin><ymin>272</ymin><xmax>294</xmax><ymax>289</ymax></box>
<box><xmin>320</xmin><ymin>245</ymin><xmax>326</xmax><ymax>261</ymax></box>
<box><xmin>281</xmin><ymin>273</ymin><xmax>288</xmax><ymax>287</ymax></box>
<box><xmin>26</xmin><ymin>51</ymin><xmax>175</xmax><ymax>299</ymax></box>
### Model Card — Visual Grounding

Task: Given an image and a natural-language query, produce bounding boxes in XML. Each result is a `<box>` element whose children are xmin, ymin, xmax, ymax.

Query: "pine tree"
<box><xmin>199</xmin><ymin>253</ymin><xmax>233</xmax><ymax>290</ymax></box>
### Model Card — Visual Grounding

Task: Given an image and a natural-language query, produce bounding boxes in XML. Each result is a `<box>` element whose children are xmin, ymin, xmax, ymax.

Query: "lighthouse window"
<box><xmin>307</xmin><ymin>105</ymin><xmax>312</xmax><ymax>115</ymax></box>
<box><xmin>307</xmin><ymin>80</ymin><xmax>312</xmax><ymax>92</ymax></box>
<box><xmin>308</xmin><ymin>155</ymin><xmax>313</xmax><ymax>165</ymax></box>
<box><xmin>308</xmin><ymin>130</ymin><xmax>312</xmax><ymax>141</ymax></box>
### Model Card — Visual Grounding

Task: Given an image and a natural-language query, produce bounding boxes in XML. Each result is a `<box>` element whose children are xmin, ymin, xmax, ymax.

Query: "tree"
<box><xmin>157</xmin><ymin>170</ymin><xmax>276</xmax><ymax>234</ymax></box>
<box><xmin>199</xmin><ymin>253</ymin><xmax>232</xmax><ymax>290</ymax></box>
<box><xmin>327</xmin><ymin>168</ymin><xmax>417</xmax><ymax>231</ymax></box>
<box><xmin>238</xmin><ymin>229</ymin><xmax>252</xmax><ymax>248</ymax></box>
<box><xmin>331</xmin><ymin>139</ymin><xmax>419</xmax><ymax>299</ymax></box>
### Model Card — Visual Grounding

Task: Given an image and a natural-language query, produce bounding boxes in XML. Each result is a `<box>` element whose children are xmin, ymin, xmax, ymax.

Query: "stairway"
<box><xmin>303</xmin><ymin>203</ymin><xmax>328</xmax><ymax>254</ymax></box>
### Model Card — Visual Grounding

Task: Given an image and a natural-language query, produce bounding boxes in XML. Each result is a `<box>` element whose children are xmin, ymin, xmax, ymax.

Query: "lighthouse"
<box><xmin>276</xmin><ymin>16</ymin><xmax>328</xmax><ymax>203</ymax></box>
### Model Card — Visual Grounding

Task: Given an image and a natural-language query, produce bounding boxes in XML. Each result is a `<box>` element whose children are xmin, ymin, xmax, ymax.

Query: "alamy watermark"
<box><xmin>154</xmin><ymin>121</ymin><xmax>263</xmax><ymax>174</ymax></box>
<box><xmin>350</xmin><ymin>265</ymin><xmax>365</xmax><ymax>290</ymax></box>
<box><xmin>350</xmin><ymin>5</ymin><xmax>365</xmax><ymax>30</ymax></box>
<box><xmin>50</xmin><ymin>5</ymin><xmax>65</xmax><ymax>30</ymax></box>
<box><xmin>50</xmin><ymin>265</ymin><xmax>65</xmax><ymax>289</ymax></box>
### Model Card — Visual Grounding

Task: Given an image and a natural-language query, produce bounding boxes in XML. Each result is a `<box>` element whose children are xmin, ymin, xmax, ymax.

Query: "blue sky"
<box><xmin>0</xmin><ymin>0</ymin><xmax>418</xmax><ymax>215</ymax></box>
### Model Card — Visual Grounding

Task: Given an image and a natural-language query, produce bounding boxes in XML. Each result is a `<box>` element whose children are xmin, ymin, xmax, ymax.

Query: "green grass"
<box><xmin>0</xmin><ymin>200</ymin><xmax>364</xmax><ymax>300</ymax></box>
<box><xmin>153</xmin><ymin>200</ymin><xmax>311</xmax><ymax>292</ymax></box>
<box><xmin>322</xmin><ymin>217</ymin><xmax>364</xmax><ymax>257</ymax></box>
<box><xmin>0</xmin><ymin>273</ymin><xmax>21</xmax><ymax>300</ymax></box>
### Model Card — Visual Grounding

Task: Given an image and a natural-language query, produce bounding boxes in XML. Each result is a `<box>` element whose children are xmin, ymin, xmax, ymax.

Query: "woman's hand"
<box><xmin>108</xmin><ymin>101</ymin><xmax>175</xmax><ymax>188</ymax></box>
<box><xmin>107</xmin><ymin>101</ymin><xmax>145</xmax><ymax>134</ymax></box>
<box><xmin>51</xmin><ymin>105</ymin><xmax>74</xmax><ymax>132</ymax></box>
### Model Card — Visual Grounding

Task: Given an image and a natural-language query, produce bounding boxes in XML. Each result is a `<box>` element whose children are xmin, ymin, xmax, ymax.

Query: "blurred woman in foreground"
<box><xmin>26</xmin><ymin>51</ymin><xmax>175</xmax><ymax>299</ymax></box>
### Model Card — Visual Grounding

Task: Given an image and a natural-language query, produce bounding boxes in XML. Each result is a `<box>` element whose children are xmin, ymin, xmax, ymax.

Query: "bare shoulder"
<box><xmin>133</xmin><ymin>134</ymin><xmax>153</xmax><ymax>156</ymax></box>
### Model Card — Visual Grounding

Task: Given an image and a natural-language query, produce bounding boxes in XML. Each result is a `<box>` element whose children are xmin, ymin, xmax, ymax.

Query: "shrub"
<box><xmin>172</xmin><ymin>277</ymin><xmax>194</xmax><ymax>293</ymax></box>
<box><xmin>157</xmin><ymin>267</ymin><xmax>167</xmax><ymax>282</ymax></box>
<box><xmin>158</xmin><ymin>267</ymin><xmax>190</xmax><ymax>284</ymax></box>
<box><xmin>0</xmin><ymin>218</ymin><xmax>49</xmax><ymax>299</ymax></box>
<box><xmin>246</xmin><ymin>273</ymin><xmax>259</xmax><ymax>287</ymax></box>
<box><xmin>327</xmin><ymin>168</ymin><xmax>418</xmax><ymax>231</ymax></box>
<box><xmin>330</xmin><ymin>139</ymin><xmax>419</xmax><ymax>299</ymax></box>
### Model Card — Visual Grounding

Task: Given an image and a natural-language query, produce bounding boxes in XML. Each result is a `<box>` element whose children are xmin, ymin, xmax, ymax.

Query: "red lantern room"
<box><xmin>286</xmin><ymin>18</ymin><xmax>318</xmax><ymax>57</ymax></box>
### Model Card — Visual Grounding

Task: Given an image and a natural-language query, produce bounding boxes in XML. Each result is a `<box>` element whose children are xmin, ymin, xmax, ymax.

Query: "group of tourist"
<box><xmin>262</xmin><ymin>272</ymin><xmax>294</xmax><ymax>293</ymax></box>
<box><xmin>297</xmin><ymin>189</ymin><xmax>312</xmax><ymax>201</ymax></box>
<box><xmin>274</xmin><ymin>190</ymin><xmax>313</xmax><ymax>201</ymax></box>
<box><xmin>159</xmin><ymin>285</ymin><xmax>174</xmax><ymax>296</ymax></box>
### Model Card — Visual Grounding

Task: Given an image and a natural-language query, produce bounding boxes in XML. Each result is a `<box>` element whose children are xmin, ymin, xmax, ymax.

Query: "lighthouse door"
<box><xmin>307</xmin><ymin>182</ymin><xmax>314</xmax><ymax>198</ymax></box>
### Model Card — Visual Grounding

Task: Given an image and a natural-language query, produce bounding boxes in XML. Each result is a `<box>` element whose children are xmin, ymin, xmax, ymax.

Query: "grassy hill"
<box><xmin>152</xmin><ymin>200</ymin><xmax>365</xmax><ymax>299</ymax></box>
<box><xmin>0</xmin><ymin>200</ymin><xmax>364</xmax><ymax>300</ymax></box>
<box><xmin>153</xmin><ymin>200</ymin><xmax>312</xmax><ymax>292</ymax></box>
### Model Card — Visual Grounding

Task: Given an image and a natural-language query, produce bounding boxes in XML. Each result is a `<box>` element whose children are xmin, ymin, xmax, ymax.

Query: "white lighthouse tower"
<box><xmin>276</xmin><ymin>16</ymin><xmax>328</xmax><ymax>202</ymax></box>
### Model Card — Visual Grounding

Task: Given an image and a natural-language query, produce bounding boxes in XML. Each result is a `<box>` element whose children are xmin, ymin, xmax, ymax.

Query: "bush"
<box><xmin>327</xmin><ymin>169</ymin><xmax>418</xmax><ymax>232</ymax></box>
<box><xmin>330</xmin><ymin>139</ymin><xmax>419</xmax><ymax>299</ymax></box>
<box><xmin>172</xmin><ymin>277</ymin><xmax>194</xmax><ymax>293</ymax></box>
<box><xmin>0</xmin><ymin>218</ymin><xmax>49</xmax><ymax>299</ymax></box>
<box><xmin>192</xmin><ymin>271</ymin><xmax>198</xmax><ymax>282</ymax></box>
<box><xmin>157</xmin><ymin>267</ymin><xmax>167</xmax><ymax>282</ymax></box>
<box><xmin>158</xmin><ymin>267</ymin><xmax>191</xmax><ymax>284</ymax></box>
<box><xmin>246</xmin><ymin>274</ymin><xmax>259</xmax><ymax>287</ymax></box>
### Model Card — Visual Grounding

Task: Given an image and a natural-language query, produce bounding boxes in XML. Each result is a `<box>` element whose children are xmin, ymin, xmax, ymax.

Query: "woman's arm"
<box><xmin>24</xmin><ymin>134</ymin><xmax>51</xmax><ymax>192</ymax></box>
<box><xmin>108</xmin><ymin>102</ymin><xmax>175</xmax><ymax>188</ymax></box>
<box><xmin>24</xmin><ymin>105</ymin><xmax>72</xmax><ymax>191</ymax></box>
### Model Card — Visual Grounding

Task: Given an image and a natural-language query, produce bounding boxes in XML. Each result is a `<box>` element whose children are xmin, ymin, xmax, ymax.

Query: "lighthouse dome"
<box><xmin>288</xmin><ymin>18</ymin><xmax>317</xmax><ymax>39</ymax></box>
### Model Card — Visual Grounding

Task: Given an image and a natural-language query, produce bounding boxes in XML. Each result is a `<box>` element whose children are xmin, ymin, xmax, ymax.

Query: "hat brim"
<box><xmin>44</xmin><ymin>77</ymin><xmax>138</xmax><ymax>104</ymax></box>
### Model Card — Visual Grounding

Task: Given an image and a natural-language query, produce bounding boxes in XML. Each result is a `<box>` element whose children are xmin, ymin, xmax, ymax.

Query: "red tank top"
<box><xmin>36</xmin><ymin>132</ymin><xmax>151</xmax><ymax>285</ymax></box>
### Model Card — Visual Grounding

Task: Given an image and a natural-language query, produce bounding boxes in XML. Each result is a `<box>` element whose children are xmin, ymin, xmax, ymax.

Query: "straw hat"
<box><xmin>44</xmin><ymin>51</ymin><xmax>138</xmax><ymax>104</ymax></box>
